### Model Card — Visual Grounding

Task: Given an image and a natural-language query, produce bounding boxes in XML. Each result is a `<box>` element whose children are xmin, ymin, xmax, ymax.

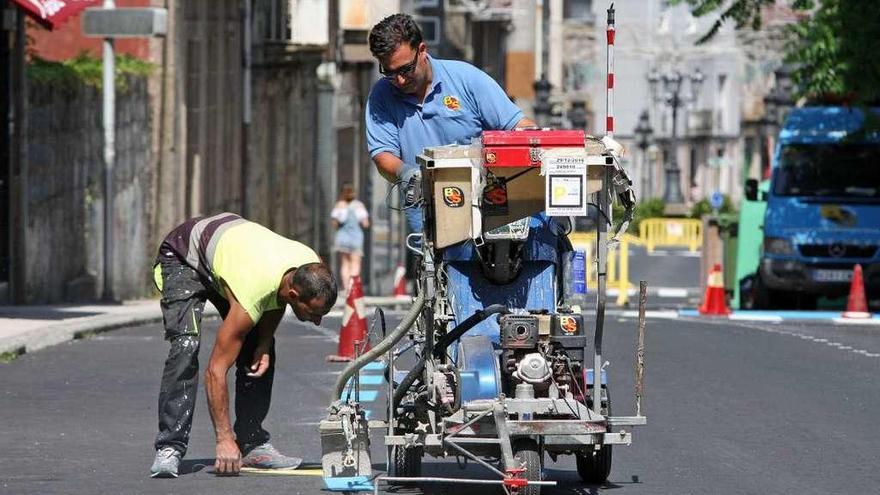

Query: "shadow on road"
<box><xmin>178</xmin><ymin>458</ymin><xmax>212</xmax><ymax>475</ymax></box>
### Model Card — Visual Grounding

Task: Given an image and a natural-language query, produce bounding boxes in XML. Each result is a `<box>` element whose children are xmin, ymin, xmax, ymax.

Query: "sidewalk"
<box><xmin>0</xmin><ymin>300</ymin><xmax>169</xmax><ymax>357</ymax></box>
<box><xmin>0</xmin><ymin>296</ymin><xmax>410</xmax><ymax>358</ymax></box>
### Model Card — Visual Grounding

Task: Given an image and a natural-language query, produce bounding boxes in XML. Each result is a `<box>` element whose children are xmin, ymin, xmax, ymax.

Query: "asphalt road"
<box><xmin>2</xmin><ymin>304</ymin><xmax>879</xmax><ymax>495</ymax></box>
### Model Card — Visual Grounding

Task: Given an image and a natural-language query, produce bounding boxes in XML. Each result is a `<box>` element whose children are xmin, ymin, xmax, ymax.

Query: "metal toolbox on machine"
<box><xmin>417</xmin><ymin>144</ymin><xmax>483</xmax><ymax>249</ymax></box>
<box><xmin>480</xmin><ymin>130</ymin><xmax>611</xmax><ymax>231</ymax></box>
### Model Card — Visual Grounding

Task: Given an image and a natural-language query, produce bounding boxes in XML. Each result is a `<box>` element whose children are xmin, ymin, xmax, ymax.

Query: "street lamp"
<box><xmin>533</xmin><ymin>73</ymin><xmax>552</xmax><ymax>127</ymax></box>
<box><xmin>648</xmin><ymin>66</ymin><xmax>704</xmax><ymax>208</ymax></box>
<box><xmin>633</xmin><ymin>109</ymin><xmax>654</xmax><ymax>198</ymax></box>
<box><xmin>568</xmin><ymin>99</ymin><xmax>588</xmax><ymax>130</ymax></box>
<box><xmin>760</xmin><ymin>64</ymin><xmax>796</xmax><ymax>178</ymax></box>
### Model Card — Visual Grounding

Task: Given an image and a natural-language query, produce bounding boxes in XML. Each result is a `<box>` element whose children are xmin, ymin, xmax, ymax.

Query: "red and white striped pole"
<box><xmin>605</xmin><ymin>3</ymin><xmax>615</xmax><ymax>137</ymax></box>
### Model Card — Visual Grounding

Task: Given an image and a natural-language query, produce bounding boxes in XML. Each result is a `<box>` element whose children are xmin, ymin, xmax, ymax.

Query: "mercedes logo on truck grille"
<box><xmin>828</xmin><ymin>243</ymin><xmax>847</xmax><ymax>258</ymax></box>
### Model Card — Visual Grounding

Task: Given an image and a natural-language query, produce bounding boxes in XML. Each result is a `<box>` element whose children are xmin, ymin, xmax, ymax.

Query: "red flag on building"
<box><xmin>10</xmin><ymin>0</ymin><xmax>101</xmax><ymax>30</ymax></box>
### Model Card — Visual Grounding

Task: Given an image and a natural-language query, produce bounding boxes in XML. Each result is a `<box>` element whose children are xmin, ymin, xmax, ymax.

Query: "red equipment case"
<box><xmin>481</xmin><ymin>129</ymin><xmax>587</xmax><ymax>167</ymax></box>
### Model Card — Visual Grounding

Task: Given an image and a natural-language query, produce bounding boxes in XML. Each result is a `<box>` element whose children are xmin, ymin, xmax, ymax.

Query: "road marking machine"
<box><xmin>319</xmin><ymin>127</ymin><xmax>649</xmax><ymax>494</ymax></box>
<box><xmin>320</xmin><ymin>6</ymin><xmax>647</xmax><ymax>493</ymax></box>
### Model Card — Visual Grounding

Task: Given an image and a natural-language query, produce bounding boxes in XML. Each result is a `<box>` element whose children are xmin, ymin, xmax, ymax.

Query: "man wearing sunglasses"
<box><xmin>365</xmin><ymin>13</ymin><xmax>536</xmax><ymax>233</ymax></box>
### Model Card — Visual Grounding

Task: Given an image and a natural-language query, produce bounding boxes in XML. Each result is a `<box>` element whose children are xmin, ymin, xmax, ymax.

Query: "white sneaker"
<box><xmin>150</xmin><ymin>447</ymin><xmax>182</xmax><ymax>478</ymax></box>
<box><xmin>241</xmin><ymin>442</ymin><xmax>302</xmax><ymax>469</ymax></box>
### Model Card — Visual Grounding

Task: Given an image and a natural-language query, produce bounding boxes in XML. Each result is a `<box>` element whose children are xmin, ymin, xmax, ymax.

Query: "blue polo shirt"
<box><xmin>366</xmin><ymin>56</ymin><xmax>524</xmax><ymax>174</ymax></box>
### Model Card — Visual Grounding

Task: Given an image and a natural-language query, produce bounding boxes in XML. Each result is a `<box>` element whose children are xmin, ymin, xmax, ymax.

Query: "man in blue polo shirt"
<box><xmin>365</xmin><ymin>13</ymin><xmax>535</xmax><ymax>232</ymax></box>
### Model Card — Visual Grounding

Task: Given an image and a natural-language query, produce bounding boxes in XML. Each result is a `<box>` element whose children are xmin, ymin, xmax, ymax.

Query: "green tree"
<box><xmin>671</xmin><ymin>0</ymin><xmax>880</xmax><ymax>104</ymax></box>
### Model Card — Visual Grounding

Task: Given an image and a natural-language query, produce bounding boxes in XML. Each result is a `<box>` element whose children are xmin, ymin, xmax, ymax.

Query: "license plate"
<box><xmin>812</xmin><ymin>269</ymin><xmax>852</xmax><ymax>282</ymax></box>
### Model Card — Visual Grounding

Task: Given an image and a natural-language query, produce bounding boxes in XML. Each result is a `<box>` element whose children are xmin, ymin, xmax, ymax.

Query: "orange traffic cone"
<box><xmin>327</xmin><ymin>275</ymin><xmax>369</xmax><ymax>362</ymax></box>
<box><xmin>698</xmin><ymin>263</ymin><xmax>731</xmax><ymax>315</ymax></box>
<box><xmin>842</xmin><ymin>264</ymin><xmax>871</xmax><ymax>319</ymax></box>
<box><xmin>392</xmin><ymin>263</ymin><xmax>408</xmax><ymax>299</ymax></box>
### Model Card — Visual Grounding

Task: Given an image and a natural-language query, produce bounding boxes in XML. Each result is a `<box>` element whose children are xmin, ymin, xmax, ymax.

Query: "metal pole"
<box><xmin>663</xmin><ymin>92</ymin><xmax>684</xmax><ymax>204</ymax></box>
<box><xmin>605</xmin><ymin>4</ymin><xmax>615</xmax><ymax>137</ymax></box>
<box><xmin>102</xmin><ymin>0</ymin><xmax>116</xmax><ymax>301</ymax></box>
<box><xmin>375</xmin><ymin>476</ymin><xmax>557</xmax><ymax>494</ymax></box>
<box><xmin>635</xmin><ymin>280</ymin><xmax>647</xmax><ymax>417</ymax></box>
<box><xmin>593</xmin><ymin>169</ymin><xmax>609</xmax><ymax>415</ymax></box>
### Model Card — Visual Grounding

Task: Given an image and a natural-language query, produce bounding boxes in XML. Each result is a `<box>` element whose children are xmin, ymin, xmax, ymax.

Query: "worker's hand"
<box><xmin>247</xmin><ymin>345</ymin><xmax>271</xmax><ymax>377</ymax></box>
<box><xmin>399</xmin><ymin>167</ymin><xmax>422</xmax><ymax>208</ymax></box>
<box><xmin>215</xmin><ymin>438</ymin><xmax>242</xmax><ymax>475</ymax></box>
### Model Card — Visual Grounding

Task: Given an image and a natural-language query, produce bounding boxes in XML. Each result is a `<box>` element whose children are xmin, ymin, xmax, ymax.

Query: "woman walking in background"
<box><xmin>331</xmin><ymin>183</ymin><xmax>370</xmax><ymax>292</ymax></box>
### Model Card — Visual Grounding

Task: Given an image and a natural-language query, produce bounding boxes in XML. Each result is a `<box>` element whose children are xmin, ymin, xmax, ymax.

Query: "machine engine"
<box><xmin>499</xmin><ymin>312</ymin><xmax>587</xmax><ymax>401</ymax></box>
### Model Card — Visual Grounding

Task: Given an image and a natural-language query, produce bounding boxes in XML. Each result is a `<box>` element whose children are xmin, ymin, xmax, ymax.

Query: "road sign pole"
<box><xmin>83</xmin><ymin>3</ymin><xmax>166</xmax><ymax>301</ymax></box>
<box><xmin>101</xmin><ymin>0</ymin><xmax>115</xmax><ymax>301</ymax></box>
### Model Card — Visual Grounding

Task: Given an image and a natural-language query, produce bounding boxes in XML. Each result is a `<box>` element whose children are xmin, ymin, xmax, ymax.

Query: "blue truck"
<box><xmin>743</xmin><ymin>106</ymin><xmax>880</xmax><ymax>310</ymax></box>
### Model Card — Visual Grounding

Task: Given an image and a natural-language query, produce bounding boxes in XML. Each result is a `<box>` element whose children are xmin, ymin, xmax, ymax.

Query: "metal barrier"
<box><xmin>638</xmin><ymin>218</ymin><xmax>702</xmax><ymax>253</ymax></box>
<box><xmin>569</xmin><ymin>232</ymin><xmax>642</xmax><ymax>306</ymax></box>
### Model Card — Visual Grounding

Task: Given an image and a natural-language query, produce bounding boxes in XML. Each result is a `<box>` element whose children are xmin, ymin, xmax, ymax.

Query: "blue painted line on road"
<box><xmin>355</xmin><ymin>390</ymin><xmax>379</xmax><ymax>402</ymax></box>
<box><xmin>362</xmin><ymin>361</ymin><xmax>385</xmax><ymax>371</ymax></box>
<box><xmin>345</xmin><ymin>374</ymin><xmax>383</xmax><ymax>387</ymax></box>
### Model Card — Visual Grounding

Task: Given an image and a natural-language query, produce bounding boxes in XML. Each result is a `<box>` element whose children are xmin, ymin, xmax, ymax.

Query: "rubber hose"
<box><xmin>392</xmin><ymin>304</ymin><xmax>508</xmax><ymax>412</ymax></box>
<box><xmin>331</xmin><ymin>291</ymin><xmax>426</xmax><ymax>403</ymax></box>
<box><xmin>432</xmin><ymin>304</ymin><xmax>508</xmax><ymax>358</ymax></box>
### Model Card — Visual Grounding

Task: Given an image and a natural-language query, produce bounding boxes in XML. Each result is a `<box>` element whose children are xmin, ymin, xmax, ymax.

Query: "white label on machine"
<box><xmin>544</xmin><ymin>155</ymin><xmax>587</xmax><ymax>216</ymax></box>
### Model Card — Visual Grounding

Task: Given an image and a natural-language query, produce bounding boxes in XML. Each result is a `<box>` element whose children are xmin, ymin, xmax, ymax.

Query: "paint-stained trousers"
<box><xmin>153</xmin><ymin>256</ymin><xmax>275</xmax><ymax>456</ymax></box>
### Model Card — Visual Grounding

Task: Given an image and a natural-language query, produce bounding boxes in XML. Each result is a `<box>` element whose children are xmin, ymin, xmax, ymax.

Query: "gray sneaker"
<box><xmin>241</xmin><ymin>442</ymin><xmax>302</xmax><ymax>469</ymax></box>
<box><xmin>150</xmin><ymin>447</ymin><xmax>182</xmax><ymax>478</ymax></box>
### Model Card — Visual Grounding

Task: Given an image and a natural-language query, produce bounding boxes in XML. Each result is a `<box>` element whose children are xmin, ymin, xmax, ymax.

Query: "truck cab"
<box><xmin>745</xmin><ymin>106</ymin><xmax>880</xmax><ymax>309</ymax></box>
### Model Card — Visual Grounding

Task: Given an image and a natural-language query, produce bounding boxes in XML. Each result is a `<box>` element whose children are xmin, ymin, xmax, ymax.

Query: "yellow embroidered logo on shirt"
<box><xmin>443</xmin><ymin>95</ymin><xmax>461</xmax><ymax>111</ymax></box>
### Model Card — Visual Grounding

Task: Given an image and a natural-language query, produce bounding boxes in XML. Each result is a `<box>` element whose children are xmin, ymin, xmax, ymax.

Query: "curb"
<box><xmin>0</xmin><ymin>305</ymin><xmax>221</xmax><ymax>358</ymax></box>
<box><xmin>0</xmin><ymin>314</ymin><xmax>163</xmax><ymax>357</ymax></box>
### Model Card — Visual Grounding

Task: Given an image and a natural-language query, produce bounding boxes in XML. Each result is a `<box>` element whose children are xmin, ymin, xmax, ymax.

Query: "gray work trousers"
<box><xmin>153</xmin><ymin>256</ymin><xmax>275</xmax><ymax>456</ymax></box>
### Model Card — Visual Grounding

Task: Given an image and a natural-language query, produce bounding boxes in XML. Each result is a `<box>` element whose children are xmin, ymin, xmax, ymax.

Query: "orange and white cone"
<box><xmin>842</xmin><ymin>264</ymin><xmax>871</xmax><ymax>319</ymax></box>
<box><xmin>327</xmin><ymin>275</ymin><xmax>369</xmax><ymax>362</ymax></box>
<box><xmin>698</xmin><ymin>263</ymin><xmax>731</xmax><ymax>315</ymax></box>
<box><xmin>392</xmin><ymin>263</ymin><xmax>408</xmax><ymax>299</ymax></box>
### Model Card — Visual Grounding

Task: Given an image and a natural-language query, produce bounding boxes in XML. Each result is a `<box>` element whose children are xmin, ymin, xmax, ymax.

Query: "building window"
<box><xmin>414</xmin><ymin>15</ymin><xmax>440</xmax><ymax>45</ymax></box>
<box><xmin>287</xmin><ymin>0</ymin><xmax>329</xmax><ymax>45</ymax></box>
<box><xmin>563</xmin><ymin>0</ymin><xmax>593</xmax><ymax>21</ymax></box>
<box><xmin>264</xmin><ymin>0</ymin><xmax>290</xmax><ymax>41</ymax></box>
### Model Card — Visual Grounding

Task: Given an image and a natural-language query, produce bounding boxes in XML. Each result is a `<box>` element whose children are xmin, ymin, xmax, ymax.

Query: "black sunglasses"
<box><xmin>379</xmin><ymin>50</ymin><xmax>420</xmax><ymax>80</ymax></box>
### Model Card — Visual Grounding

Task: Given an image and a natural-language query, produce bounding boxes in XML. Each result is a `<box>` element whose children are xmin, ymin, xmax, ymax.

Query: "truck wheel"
<box><xmin>389</xmin><ymin>445</ymin><xmax>422</xmax><ymax>480</ymax></box>
<box><xmin>796</xmin><ymin>294</ymin><xmax>817</xmax><ymax>310</ymax></box>
<box><xmin>512</xmin><ymin>439</ymin><xmax>542</xmax><ymax>495</ymax></box>
<box><xmin>576</xmin><ymin>445</ymin><xmax>612</xmax><ymax>484</ymax></box>
<box><xmin>754</xmin><ymin>274</ymin><xmax>781</xmax><ymax>309</ymax></box>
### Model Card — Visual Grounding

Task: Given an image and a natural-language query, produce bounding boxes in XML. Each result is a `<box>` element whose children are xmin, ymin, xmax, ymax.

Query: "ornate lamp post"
<box><xmin>761</xmin><ymin>64</ymin><xmax>796</xmax><ymax>178</ymax></box>
<box><xmin>648</xmin><ymin>66</ymin><xmax>704</xmax><ymax>207</ymax></box>
<box><xmin>633</xmin><ymin>109</ymin><xmax>654</xmax><ymax>198</ymax></box>
<box><xmin>567</xmin><ymin>99</ymin><xmax>588</xmax><ymax>130</ymax></box>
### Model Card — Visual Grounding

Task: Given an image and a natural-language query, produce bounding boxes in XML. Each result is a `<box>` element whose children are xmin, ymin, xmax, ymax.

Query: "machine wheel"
<box><xmin>512</xmin><ymin>439</ymin><xmax>542</xmax><ymax>495</ymax></box>
<box><xmin>578</xmin><ymin>385</ymin><xmax>612</xmax><ymax>484</ymax></box>
<box><xmin>389</xmin><ymin>445</ymin><xmax>422</xmax><ymax>480</ymax></box>
<box><xmin>576</xmin><ymin>445</ymin><xmax>612</xmax><ymax>484</ymax></box>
